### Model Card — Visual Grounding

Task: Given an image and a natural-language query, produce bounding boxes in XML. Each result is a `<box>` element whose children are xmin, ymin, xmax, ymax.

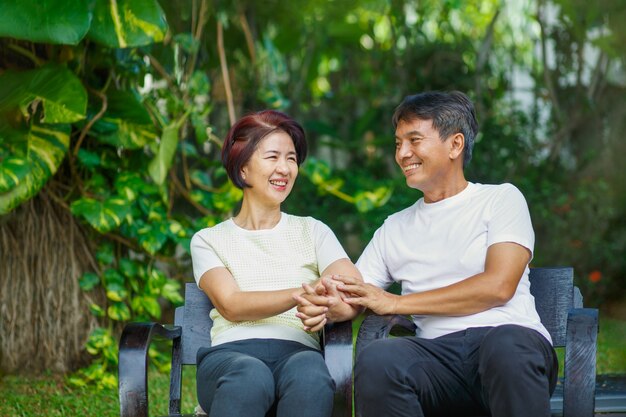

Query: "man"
<box><xmin>295</xmin><ymin>91</ymin><xmax>557</xmax><ymax>417</ymax></box>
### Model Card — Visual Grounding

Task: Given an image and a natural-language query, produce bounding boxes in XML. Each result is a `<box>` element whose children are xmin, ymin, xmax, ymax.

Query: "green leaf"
<box><xmin>161</xmin><ymin>280</ymin><xmax>184</xmax><ymax>305</ymax></box>
<box><xmin>71</xmin><ymin>196</ymin><xmax>131</xmax><ymax>233</ymax></box>
<box><xmin>119</xmin><ymin>258</ymin><xmax>138</xmax><ymax>278</ymax></box>
<box><xmin>95</xmin><ymin>242</ymin><xmax>115</xmax><ymax>265</ymax></box>
<box><xmin>354</xmin><ymin>186</ymin><xmax>393</xmax><ymax>213</ymax></box>
<box><xmin>79</xmin><ymin>272</ymin><xmax>100</xmax><ymax>291</ymax></box>
<box><xmin>301</xmin><ymin>157</ymin><xmax>331</xmax><ymax>185</ymax></box>
<box><xmin>0</xmin><ymin>66</ymin><xmax>87</xmax><ymax>124</ymax></box>
<box><xmin>87</xmin><ymin>0</ymin><xmax>168</xmax><ymax>48</ymax></box>
<box><xmin>77</xmin><ymin>149</ymin><xmax>101</xmax><ymax>170</ymax></box>
<box><xmin>141</xmin><ymin>296</ymin><xmax>161</xmax><ymax>319</ymax></box>
<box><xmin>106</xmin><ymin>282</ymin><xmax>128</xmax><ymax>302</ymax></box>
<box><xmin>136</xmin><ymin>221</ymin><xmax>168</xmax><ymax>254</ymax></box>
<box><xmin>89</xmin><ymin>303</ymin><xmax>106</xmax><ymax>317</ymax></box>
<box><xmin>91</xmin><ymin>90</ymin><xmax>156</xmax><ymax>149</ymax></box>
<box><xmin>115</xmin><ymin>171</ymin><xmax>149</xmax><ymax>201</ymax></box>
<box><xmin>107</xmin><ymin>302</ymin><xmax>131</xmax><ymax>321</ymax></box>
<box><xmin>103</xmin><ymin>268</ymin><xmax>125</xmax><ymax>286</ymax></box>
<box><xmin>190</xmin><ymin>170</ymin><xmax>213</xmax><ymax>189</ymax></box>
<box><xmin>148</xmin><ymin>122</ymin><xmax>180</xmax><ymax>185</ymax></box>
<box><xmin>0</xmin><ymin>157</ymin><xmax>29</xmax><ymax>193</ymax></box>
<box><xmin>0</xmin><ymin>0</ymin><xmax>90</xmax><ymax>45</ymax></box>
<box><xmin>0</xmin><ymin>123</ymin><xmax>70</xmax><ymax>215</ymax></box>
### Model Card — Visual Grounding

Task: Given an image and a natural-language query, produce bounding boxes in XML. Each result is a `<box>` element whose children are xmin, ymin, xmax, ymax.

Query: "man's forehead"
<box><xmin>395</xmin><ymin>118</ymin><xmax>435</xmax><ymax>137</ymax></box>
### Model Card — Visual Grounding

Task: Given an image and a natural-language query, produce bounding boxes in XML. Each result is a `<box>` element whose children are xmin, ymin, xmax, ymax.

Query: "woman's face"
<box><xmin>241</xmin><ymin>131</ymin><xmax>299</xmax><ymax>206</ymax></box>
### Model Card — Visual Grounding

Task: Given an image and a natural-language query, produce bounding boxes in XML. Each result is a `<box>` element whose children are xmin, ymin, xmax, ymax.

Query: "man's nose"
<box><xmin>397</xmin><ymin>141</ymin><xmax>413</xmax><ymax>158</ymax></box>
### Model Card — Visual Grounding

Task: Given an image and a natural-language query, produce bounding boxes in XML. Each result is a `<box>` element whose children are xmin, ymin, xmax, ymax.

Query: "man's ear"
<box><xmin>449</xmin><ymin>133</ymin><xmax>465</xmax><ymax>161</ymax></box>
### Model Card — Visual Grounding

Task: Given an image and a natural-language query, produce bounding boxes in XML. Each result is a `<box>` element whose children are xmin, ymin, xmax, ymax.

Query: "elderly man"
<box><xmin>296</xmin><ymin>91</ymin><xmax>557</xmax><ymax>417</ymax></box>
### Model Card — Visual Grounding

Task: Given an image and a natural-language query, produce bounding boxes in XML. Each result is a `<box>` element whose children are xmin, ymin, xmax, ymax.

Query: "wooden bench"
<box><xmin>118</xmin><ymin>283</ymin><xmax>353</xmax><ymax>417</ymax></box>
<box><xmin>355</xmin><ymin>267</ymin><xmax>600</xmax><ymax>417</ymax></box>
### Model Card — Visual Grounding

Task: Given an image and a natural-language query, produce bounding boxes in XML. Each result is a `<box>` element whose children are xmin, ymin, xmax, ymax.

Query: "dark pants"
<box><xmin>196</xmin><ymin>338</ymin><xmax>335</xmax><ymax>417</ymax></box>
<box><xmin>355</xmin><ymin>325</ymin><xmax>558</xmax><ymax>417</ymax></box>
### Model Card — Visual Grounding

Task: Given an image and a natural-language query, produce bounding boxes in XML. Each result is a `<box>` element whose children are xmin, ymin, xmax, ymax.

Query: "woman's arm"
<box><xmin>294</xmin><ymin>258</ymin><xmax>365</xmax><ymax>331</ymax></box>
<box><xmin>199</xmin><ymin>267</ymin><xmax>318</xmax><ymax>322</ymax></box>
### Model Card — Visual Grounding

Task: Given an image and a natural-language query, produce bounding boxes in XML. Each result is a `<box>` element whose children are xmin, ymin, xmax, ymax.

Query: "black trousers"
<box><xmin>355</xmin><ymin>325</ymin><xmax>558</xmax><ymax>417</ymax></box>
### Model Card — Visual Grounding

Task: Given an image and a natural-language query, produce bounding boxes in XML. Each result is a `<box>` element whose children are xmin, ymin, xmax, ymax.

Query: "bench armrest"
<box><xmin>323</xmin><ymin>320</ymin><xmax>354</xmax><ymax>417</ymax></box>
<box><xmin>355</xmin><ymin>314</ymin><xmax>416</xmax><ymax>360</ymax></box>
<box><xmin>118</xmin><ymin>322</ymin><xmax>182</xmax><ymax>417</ymax></box>
<box><xmin>563</xmin><ymin>307</ymin><xmax>598</xmax><ymax>417</ymax></box>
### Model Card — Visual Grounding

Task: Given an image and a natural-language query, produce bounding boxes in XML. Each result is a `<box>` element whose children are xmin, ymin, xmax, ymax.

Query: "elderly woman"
<box><xmin>190</xmin><ymin>110</ymin><xmax>361</xmax><ymax>417</ymax></box>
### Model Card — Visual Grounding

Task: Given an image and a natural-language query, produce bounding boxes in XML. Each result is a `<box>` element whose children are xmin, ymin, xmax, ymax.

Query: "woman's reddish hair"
<box><xmin>221</xmin><ymin>110</ymin><xmax>307</xmax><ymax>189</ymax></box>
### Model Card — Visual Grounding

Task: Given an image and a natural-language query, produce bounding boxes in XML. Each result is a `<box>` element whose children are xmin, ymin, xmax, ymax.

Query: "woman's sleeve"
<box><xmin>190</xmin><ymin>231</ymin><xmax>225</xmax><ymax>287</ymax></box>
<box><xmin>310</xmin><ymin>219</ymin><xmax>350</xmax><ymax>273</ymax></box>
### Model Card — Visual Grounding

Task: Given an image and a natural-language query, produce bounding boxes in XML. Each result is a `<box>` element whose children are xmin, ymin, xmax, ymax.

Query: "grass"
<box><xmin>1</xmin><ymin>315</ymin><xmax>625</xmax><ymax>417</ymax></box>
<box><xmin>0</xmin><ymin>368</ymin><xmax>198</xmax><ymax>417</ymax></box>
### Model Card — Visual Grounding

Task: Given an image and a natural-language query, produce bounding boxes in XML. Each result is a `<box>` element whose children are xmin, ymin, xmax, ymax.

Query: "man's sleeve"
<box><xmin>190</xmin><ymin>231</ymin><xmax>225</xmax><ymax>287</ymax></box>
<box><xmin>356</xmin><ymin>225</ymin><xmax>394</xmax><ymax>289</ymax></box>
<box><xmin>487</xmin><ymin>184</ymin><xmax>535</xmax><ymax>258</ymax></box>
<box><xmin>311</xmin><ymin>219</ymin><xmax>350</xmax><ymax>273</ymax></box>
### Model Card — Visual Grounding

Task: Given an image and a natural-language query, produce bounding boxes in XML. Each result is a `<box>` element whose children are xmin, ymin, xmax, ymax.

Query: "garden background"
<box><xmin>0</xmin><ymin>0</ymin><xmax>625</xmax><ymax>415</ymax></box>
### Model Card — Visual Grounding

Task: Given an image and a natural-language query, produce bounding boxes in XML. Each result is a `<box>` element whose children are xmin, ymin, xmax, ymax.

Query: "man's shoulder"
<box><xmin>383</xmin><ymin>200</ymin><xmax>420</xmax><ymax>225</ymax></box>
<box><xmin>472</xmin><ymin>182</ymin><xmax>524</xmax><ymax>200</ymax></box>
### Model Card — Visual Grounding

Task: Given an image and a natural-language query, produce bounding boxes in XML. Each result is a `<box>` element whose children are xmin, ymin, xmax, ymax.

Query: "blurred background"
<box><xmin>0</xmin><ymin>0</ymin><xmax>624</xmax><ymax>415</ymax></box>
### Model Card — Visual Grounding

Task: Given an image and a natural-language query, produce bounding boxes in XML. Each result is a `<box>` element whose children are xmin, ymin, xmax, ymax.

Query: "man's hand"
<box><xmin>334</xmin><ymin>275</ymin><xmax>399</xmax><ymax>315</ymax></box>
<box><xmin>294</xmin><ymin>276</ymin><xmax>361</xmax><ymax>331</ymax></box>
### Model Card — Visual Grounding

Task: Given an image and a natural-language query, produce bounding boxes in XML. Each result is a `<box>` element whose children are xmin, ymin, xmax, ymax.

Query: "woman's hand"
<box><xmin>294</xmin><ymin>276</ymin><xmax>361</xmax><ymax>331</ymax></box>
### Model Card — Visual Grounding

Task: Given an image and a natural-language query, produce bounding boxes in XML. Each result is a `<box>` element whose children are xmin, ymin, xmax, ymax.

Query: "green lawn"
<box><xmin>1</xmin><ymin>315</ymin><xmax>625</xmax><ymax>417</ymax></box>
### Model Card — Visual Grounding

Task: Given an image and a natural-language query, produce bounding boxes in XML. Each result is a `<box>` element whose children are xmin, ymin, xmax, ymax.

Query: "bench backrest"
<box><xmin>175</xmin><ymin>268</ymin><xmax>579</xmax><ymax>364</ymax></box>
<box><xmin>528</xmin><ymin>267</ymin><xmax>578</xmax><ymax>347</ymax></box>
<box><xmin>175</xmin><ymin>283</ymin><xmax>214</xmax><ymax>365</ymax></box>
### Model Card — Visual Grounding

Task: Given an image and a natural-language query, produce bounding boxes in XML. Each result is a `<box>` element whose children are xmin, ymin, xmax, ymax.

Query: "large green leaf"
<box><xmin>0</xmin><ymin>0</ymin><xmax>90</xmax><ymax>45</ymax></box>
<box><xmin>148</xmin><ymin>120</ymin><xmax>183</xmax><ymax>185</ymax></box>
<box><xmin>70</xmin><ymin>196</ymin><xmax>131</xmax><ymax>233</ymax></box>
<box><xmin>90</xmin><ymin>90</ymin><xmax>156</xmax><ymax>149</ymax></box>
<box><xmin>0</xmin><ymin>123</ymin><xmax>70</xmax><ymax>215</ymax></box>
<box><xmin>0</xmin><ymin>157</ymin><xmax>30</xmax><ymax>193</ymax></box>
<box><xmin>0</xmin><ymin>66</ymin><xmax>87</xmax><ymax>124</ymax></box>
<box><xmin>87</xmin><ymin>0</ymin><xmax>168</xmax><ymax>48</ymax></box>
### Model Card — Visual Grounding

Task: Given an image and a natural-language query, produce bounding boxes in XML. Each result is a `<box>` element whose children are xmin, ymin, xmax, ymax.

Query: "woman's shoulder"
<box><xmin>282</xmin><ymin>212</ymin><xmax>329</xmax><ymax>227</ymax></box>
<box><xmin>191</xmin><ymin>219</ymin><xmax>234</xmax><ymax>242</ymax></box>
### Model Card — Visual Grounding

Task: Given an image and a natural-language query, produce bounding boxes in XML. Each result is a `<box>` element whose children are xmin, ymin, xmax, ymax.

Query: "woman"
<box><xmin>190</xmin><ymin>110</ymin><xmax>361</xmax><ymax>417</ymax></box>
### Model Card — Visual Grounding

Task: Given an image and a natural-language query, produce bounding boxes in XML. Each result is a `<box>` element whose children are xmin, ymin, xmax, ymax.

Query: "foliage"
<box><xmin>0</xmin><ymin>0</ymin><xmax>388</xmax><ymax>385</ymax></box>
<box><xmin>1</xmin><ymin>0</ymin><xmax>625</xmax><ymax>386</ymax></box>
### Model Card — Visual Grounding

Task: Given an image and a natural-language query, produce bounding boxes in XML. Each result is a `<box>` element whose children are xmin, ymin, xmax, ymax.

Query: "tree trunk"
<box><xmin>0</xmin><ymin>191</ymin><xmax>102</xmax><ymax>374</ymax></box>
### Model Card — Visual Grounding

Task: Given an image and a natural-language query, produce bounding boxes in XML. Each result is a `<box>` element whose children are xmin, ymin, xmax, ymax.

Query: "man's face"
<box><xmin>394</xmin><ymin>118</ymin><xmax>455</xmax><ymax>192</ymax></box>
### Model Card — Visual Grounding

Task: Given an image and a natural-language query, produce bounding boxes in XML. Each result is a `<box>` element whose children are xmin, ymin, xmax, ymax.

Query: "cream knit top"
<box><xmin>190</xmin><ymin>213</ymin><xmax>348</xmax><ymax>349</ymax></box>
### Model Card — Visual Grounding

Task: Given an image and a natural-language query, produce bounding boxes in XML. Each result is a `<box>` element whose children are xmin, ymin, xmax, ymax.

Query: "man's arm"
<box><xmin>336</xmin><ymin>241</ymin><xmax>530</xmax><ymax>316</ymax></box>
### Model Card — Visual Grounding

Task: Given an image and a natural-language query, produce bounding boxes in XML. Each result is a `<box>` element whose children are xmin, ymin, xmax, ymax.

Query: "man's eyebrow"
<box><xmin>395</xmin><ymin>130</ymin><xmax>424</xmax><ymax>139</ymax></box>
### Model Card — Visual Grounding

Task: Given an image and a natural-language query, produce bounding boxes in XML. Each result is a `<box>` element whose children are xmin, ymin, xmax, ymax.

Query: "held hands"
<box><xmin>294</xmin><ymin>276</ymin><xmax>357</xmax><ymax>332</ymax></box>
<box><xmin>294</xmin><ymin>275</ymin><xmax>398</xmax><ymax>332</ymax></box>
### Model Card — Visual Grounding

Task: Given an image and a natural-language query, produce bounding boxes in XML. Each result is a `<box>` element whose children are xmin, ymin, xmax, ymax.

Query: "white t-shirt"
<box><xmin>190</xmin><ymin>213</ymin><xmax>349</xmax><ymax>349</ymax></box>
<box><xmin>356</xmin><ymin>182</ymin><xmax>551</xmax><ymax>343</ymax></box>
